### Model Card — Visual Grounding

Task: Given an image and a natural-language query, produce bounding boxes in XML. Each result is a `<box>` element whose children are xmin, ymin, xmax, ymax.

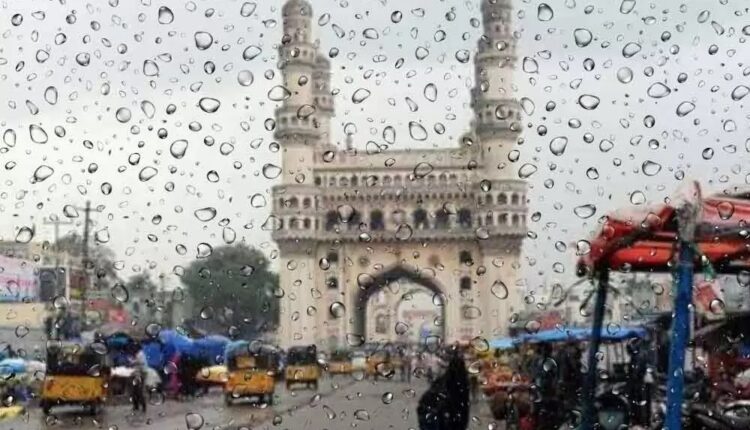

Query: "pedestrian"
<box><xmin>417</xmin><ymin>352</ymin><xmax>470</xmax><ymax>430</ymax></box>
<box><xmin>130</xmin><ymin>346</ymin><xmax>148</xmax><ymax>413</ymax></box>
<box><xmin>532</xmin><ymin>343</ymin><xmax>558</xmax><ymax>430</ymax></box>
<box><xmin>626</xmin><ymin>341</ymin><xmax>648</xmax><ymax>425</ymax></box>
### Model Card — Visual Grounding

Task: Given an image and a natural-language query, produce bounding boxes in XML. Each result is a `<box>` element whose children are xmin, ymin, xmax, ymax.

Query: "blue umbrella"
<box><xmin>0</xmin><ymin>359</ymin><xmax>26</xmax><ymax>377</ymax></box>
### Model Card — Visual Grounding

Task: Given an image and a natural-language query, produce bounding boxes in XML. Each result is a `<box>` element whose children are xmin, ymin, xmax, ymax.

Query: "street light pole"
<box><xmin>80</xmin><ymin>201</ymin><xmax>92</xmax><ymax>327</ymax></box>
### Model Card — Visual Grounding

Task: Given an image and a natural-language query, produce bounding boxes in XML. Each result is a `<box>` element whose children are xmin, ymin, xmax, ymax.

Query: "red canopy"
<box><xmin>577</xmin><ymin>183</ymin><xmax>750</xmax><ymax>275</ymax></box>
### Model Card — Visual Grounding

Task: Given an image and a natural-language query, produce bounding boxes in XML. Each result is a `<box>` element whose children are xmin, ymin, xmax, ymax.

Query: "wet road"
<box><xmin>0</xmin><ymin>376</ymin><xmax>495</xmax><ymax>429</ymax></box>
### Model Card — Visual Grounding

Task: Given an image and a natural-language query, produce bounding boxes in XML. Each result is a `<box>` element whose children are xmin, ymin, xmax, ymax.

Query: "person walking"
<box><xmin>130</xmin><ymin>346</ymin><xmax>148</xmax><ymax>413</ymax></box>
<box><xmin>417</xmin><ymin>353</ymin><xmax>470</xmax><ymax>430</ymax></box>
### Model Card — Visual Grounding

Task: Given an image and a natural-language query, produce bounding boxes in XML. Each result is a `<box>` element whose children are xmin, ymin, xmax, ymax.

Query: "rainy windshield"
<box><xmin>2</xmin><ymin>0</ymin><xmax>750</xmax><ymax>429</ymax></box>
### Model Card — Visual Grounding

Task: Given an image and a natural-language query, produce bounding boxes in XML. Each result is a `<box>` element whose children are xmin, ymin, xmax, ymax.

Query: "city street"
<box><xmin>0</xmin><ymin>377</ymin><xmax>494</xmax><ymax>430</ymax></box>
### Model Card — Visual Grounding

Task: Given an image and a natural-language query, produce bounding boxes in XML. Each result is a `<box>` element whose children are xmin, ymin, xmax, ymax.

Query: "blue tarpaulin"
<box><xmin>488</xmin><ymin>325</ymin><xmax>647</xmax><ymax>351</ymax></box>
<box><xmin>193</xmin><ymin>335</ymin><xmax>230</xmax><ymax>364</ymax></box>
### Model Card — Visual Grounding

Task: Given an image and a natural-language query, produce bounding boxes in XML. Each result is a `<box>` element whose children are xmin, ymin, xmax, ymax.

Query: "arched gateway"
<box><xmin>352</xmin><ymin>265</ymin><xmax>446</xmax><ymax>345</ymax></box>
<box><xmin>271</xmin><ymin>0</ymin><xmax>527</xmax><ymax>350</ymax></box>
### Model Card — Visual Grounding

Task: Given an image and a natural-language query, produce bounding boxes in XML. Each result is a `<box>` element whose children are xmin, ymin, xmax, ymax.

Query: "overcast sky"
<box><xmin>0</xmin><ymin>0</ymin><xmax>748</xmax><ymax>300</ymax></box>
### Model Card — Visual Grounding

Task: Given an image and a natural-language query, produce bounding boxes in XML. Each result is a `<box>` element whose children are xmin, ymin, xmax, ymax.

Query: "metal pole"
<box><xmin>582</xmin><ymin>269</ymin><xmax>609</xmax><ymax>430</ymax></box>
<box><xmin>665</xmin><ymin>240</ymin><xmax>694</xmax><ymax>430</ymax></box>
<box><xmin>81</xmin><ymin>201</ymin><xmax>91</xmax><ymax>328</ymax></box>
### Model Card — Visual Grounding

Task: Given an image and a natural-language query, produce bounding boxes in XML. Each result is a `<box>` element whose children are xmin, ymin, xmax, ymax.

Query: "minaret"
<box><xmin>274</xmin><ymin>0</ymin><xmax>323</xmax><ymax>348</ymax></box>
<box><xmin>474</xmin><ymin>0</ymin><xmax>522</xmax><ymax>177</ymax></box>
<box><xmin>277</xmin><ymin>0</ymin><xmax>320</xmax><ymax>185</ymax></box>
<box><xmin>473</xmin><ymin>0</ymin><xmax>527</xmax><ymax>338</ymax></box>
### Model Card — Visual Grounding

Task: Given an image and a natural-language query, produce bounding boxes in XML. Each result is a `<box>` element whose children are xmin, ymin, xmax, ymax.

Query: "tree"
<box><xmin>180</xmin><ymin>244</ymin><xmax>279</xmax><ymax>337</ymax></box>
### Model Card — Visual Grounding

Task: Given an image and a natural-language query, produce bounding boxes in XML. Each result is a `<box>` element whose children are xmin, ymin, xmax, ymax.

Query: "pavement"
<box><xmin>0</xmin><ymin>375</ymin><xmax>496</xmax><ymax>430</ymax></box>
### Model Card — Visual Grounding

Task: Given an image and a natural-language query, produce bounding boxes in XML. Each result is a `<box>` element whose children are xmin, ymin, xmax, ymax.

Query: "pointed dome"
<box><xmin>282</xmin><ymin>0</ymin><xmax>312</xmax><ymax>17</ymax></box>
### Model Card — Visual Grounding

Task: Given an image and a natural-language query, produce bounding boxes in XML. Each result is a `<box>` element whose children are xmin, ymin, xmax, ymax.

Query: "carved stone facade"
<box><xmin>272</xmin><ymin>0</ymin><xmax>527</xmax><ymax>350</ymax></box>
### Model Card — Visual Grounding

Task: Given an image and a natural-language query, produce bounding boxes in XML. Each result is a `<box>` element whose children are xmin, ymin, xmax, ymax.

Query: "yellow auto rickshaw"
<box><xmin>327</xmin><ymin>350</ymin><xmax>352</xmax><ymax>375</ymax></box>
<box><xmin>224</xmin><ymin>341</ymin><xmax>276</xmax><ymax>405</ymax></box>
<box><xmin>285</xmin><ymin>345</ymin><xmax>320</xmax><ymax>390</ymax></box>
<box><xmin>366</xmin><ymin>350</ymin><xmax>393</xmax><ymax>379</ymax></box>
<box><xmin>41</xmin><ymin>342</ymin><xmax>109</xmax><ymax>415</ymax></box>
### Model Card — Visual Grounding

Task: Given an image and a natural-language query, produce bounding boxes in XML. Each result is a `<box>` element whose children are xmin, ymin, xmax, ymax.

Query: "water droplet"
<box><xmin>32</xmin><ymin>165</ymin><xmax>54</xmax><ymax>182</ymax></box>
<box><xmin>676</xmin><ymin>101</ymin><xmax>695</xmax><ymax>117</ymax></box>
<box><xmin>518</xmin><ymin>163</ymin><xmax>538</xmax><ymax>179</ymax></box>
<box><xmin>329</xmin><ymin>302</ymin><xmax>345</xmax><ymax>318</ymax></box>
<box><xmin>268</xmin><ymin>85</ymin><xmax>292</xmax><ymax>101</ymax></box>
<box><xmin>391</xmin><ymin>11</ymin><xmax>403</xmax><ymax>23</ymax></box>
<box><xmin>491</xmin><ymin>281</ymin><xmax>508</xmax><ymax>299</ymax></box>
<box><xmin>408</xmin><ymin>121</ymin><xmax>428</xmax><ymax>141</ymax></box>
<box><xmin>455</xmin><ymin>49</ymin><xmax>470</xmax><ymax>63</ymax></box>
<box><xmin>471</xmin><ymin>336</ymin><xmax>490</xmax><ymax>352</ymax></box>
<box><xmin>630</xmin><ymin>191</ymin><xmax>646</xmax><ymax>205</ymax></box>
<box><xmin>383</xmin><ymin>126</ymin><xmax>396</xmax><ymax>144</ymax></box>
<box><xmin>395</xmin><ymin>224</ymin><xmax>413</xmax><ymax>240</ymax></box>
<box><xmin>522</xmin><ymin>57</ymin><xmax>538</xmax><ymax>74</ymax></box>
<box><xmin>731</xmin><ymin>85</ymin><xmax>749</xmax><ymax>101</ymax></box>
<box><xmin>578</xmin><ymin>94</ymin><xmax>600</xmax><ymax>110</ymax></box>
<box><xmin>641</xmin><ymin>160</ymin><xmax>662</xmax><ymax>176</ymax></box>
<box><xmin>263</xmin><ymin>164</ymin><xmax>282</xmax><ymax>179</ymax></box>
<box><xmin>44</xmin><ymin>86</ymin><xmax>58</xmax><ymax>105</ymax></box>
<box><xmin>158</xmin><ymin>6</ymin><xmax>174</xmax><ymax>24</ymax></box>
<box><xmin>647</xmin><ymin>82</ymin><xmax>671</xmax><ymax>98</ymax></box>
<box><xmin>354</xmin><ymin>409</ymin><xmax>370</xmax><ymax>421</ymax></box>
<box><xmin>95</xmin><ymin>227</ymin><xmax>110</xmax><ymax>244</ymax></box>
<box><xmin>710</xmin><ymin>298</ymin><xmax>725</xmax><ymax>314</ymax></box>
<box><xmin>240</xmin><ymin>2</ymin><xmax>257</xmax><ymax>17</ymax></box>
<box><xmin>75</xmin><ymin>52</ymin><xmax>91</xmax><ymax>66</ymax></box>
<box><xmin>115</xmin><ymin>107</ymin><xmax>132</xmax><ymax>123</ymax></box>
<box><xmin>574</xmin><ymin>28</ymin><xmax>593</xmax><ymax>47</ymax></box>
<box><xmin>111</xmin><ymin>284</ymin><xmax>129</xmax><ymax>303</ymax></box>
<box><xmin>29</xmin><ymin>124</ymin><xmax>48</xmax><ymax>144</ymax></box>
<box><xmin>198</xmin><ymin>97</ymin><xmax>220</xmax><ymax>113</ymax></box>
<box><xmin>3</xmin><ymin>129</ymin><xmax>16</xmax><ymax>147</ymax></box>
<box><xmin>717</xmin><ymin>201</ymin><xmax>735</xmax><ymax>220</ymax></box>
<box><xmin>549</xmin><ymin>136</ymin><xmax>568</xmax><ymax>156</ymax></box>
<box><xmin>138</xmin><ymin>166</ymin><xmax>158</xmax><ymax>181</ymax></box>
<box><xmin>424</xmin><ymin>83</ymin><xmax>437</xmax><ymax>102</ymax></box>
<box><xmin>616</xmin><ymin>67</ymin><xmax>633</xmax><ymax>84</ymax></box>
<box><xmin>141</xmin><ymin>100</ymin><xmax>155</xmax><ymax>118</ymax></box>
<box><xmin>381</xmin><ymin>392</ymin><xmax>394</xmax><ymax>404</ymax></box>
<box><xmin>15</xmin><ymin>325</ymin><xmax>29</xmax><ymax>338</ymax></box>
<box><xmin>15</xmin><ymin>227</ymin><xmax>34</xmax><ymax>243</ymax></box>
<box><xmin>574</xmin><ymin>204</ymin><xmax>596</xmax><ymax>219</ymax></box>
<box><xmin>185</xmin><ymin>412</ymin><xmax>204</xmax><ymax>430</ymax></box>
<box><xmin>363</xmin><ymin>28</ymin><xmax>379</xmax><ymax>39</ymax></box>
<box><xmin>352</xmin><ymin>88</ymin><xmax>371</xmax><ymax>104</ymax></box>
<box><xmin>537</xmin><ymin>3</ymin><xmax>554</xmax><ymax>21</ymax></box>
<box><xmin>143</xmin><ymin>59</ymin><xmax>159</xmax><ymax>77</ymax></box>
<box><xmin>194</xmin><ymin>31</ymin><xmax>213</xmax><ymax>50</ymax></box>
<box><xmin>194</xmin><ymin>207</ymin><xmax>217</xmax><ymax>222</ymax></box>
<box><xmin>170</xmin><ymin>140</ymin><xmax>188</xmax><ymax>159</ymax></box>
<box><xmin>242</xmin><ymin>45</ymin><xmax>262</xmax><ymax>61</ymax></box>
<box><xmin>237</xmin><ymin>70</ymin><xmax>254</xmax><ymax>86</ymax></box>
<box><xmin>622</xmin><ymin>42</ymin><xmax>641</xmax><ymax>58</ymax></box>
<box><xmin>413</xmin><ymin>162</ymin><xmax>433</xmax><ymax>178</ymax></box>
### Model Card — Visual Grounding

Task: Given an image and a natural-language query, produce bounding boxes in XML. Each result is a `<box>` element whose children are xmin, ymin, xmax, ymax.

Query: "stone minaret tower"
<box><xmin>473</xmin><ymin>0</ymin><xmax>527</xmax><ymax>337</ymax></box>
<box><xmin>274</xmin><ymin>0</ymin><xmax>327</xmax><ymax>348</ymax></box>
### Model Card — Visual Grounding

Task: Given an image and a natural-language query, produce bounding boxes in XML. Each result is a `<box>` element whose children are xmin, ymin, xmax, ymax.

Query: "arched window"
<box><xmin>349</xmin><ymin>210</ymin><xmax>361</xmax><ymax>228</ymax></box>
<box><xmin>460</xmin><ymin>276</ymin><xmax>472</xmax><ymax>291</ymax></box>
<box><xmin>327</xmin><ymin>252</ymin><xmax>339</xmax><ymax>264</ymax></box>
<box><xmin>459</xmin><ymin>251</ymin><xmax>473</xmax><ymax>265</ymax></box>
<box><xmin>485</xmin><ymin>213</ymin><xmax>493</xmax><ymax>226</ymax></box>
<box><xmin>351</xmin><ymin>176</ymin><xmax>358</xmax><ymax>187</ymax></box>
<box><xmin>303</xmin><ymin>218</ymin><xmax>311</xmax><ymax>229</ymax></box>
<box><xmin>511</xmin><ymin>193</ymin><xmax>519</xmax><ymax>205</ymax></box>
<box><xmin>394</xmin><ymin>176</ymin><xmax>402</xmax><ymax>187</ymax></box>
<box><xmin>458</xmin><ymin>208</ymin><xmax>472</xmax><ymax>228</ymax></box>
<box><xmin>326</xmin><ymin>277</ymin><xmax>338</xmax><ymax>290</ymax></box>
<box><xmin>512</xmin><ymin>214</ymin><xmax>520</xmax><ymax>226</ymax></box>
<box><xmin>439</xmin><ymin>174</ymin><xmax>448</xmax><ymax>185</ymax></box>
<box><xmin>370</xmin><ymin>210</ymin><xmax>384</xmax><ymax>230</ymax></box>
<box><xmin>289</xmin><ymin>197</ymin><xmax>299</xmax><ymax>208</ymax></box>
<box><xmin>435</xmin><ymin>209</ymin><xmax>450</xmax><ymax>229</ymax></box>
<box><xmin>290</xmin><ymin>217</ymin><xmax>299</xmax><ymax>229</ymax></box>
<box><xmin>302</xmin><ymin>198</ymin><xmax>311</xmax><ymax>209</ymax></box>
<box><xmin>329</xmin><ymin>177</ymin><xmax>336</xmax><ymax>187</ymax></box>
<box><xmin>325</xmin><ymin>210</ymin><xmax>337</xmax><ymax>231</ymax></box>
<box><xmin>384</xmin><ymin>176</ymin><xmax>392</xmax><ymax>186</ymax></box>
<box><xmin>413</xmin><ymin>208</ymin><xmax>428</xmax><ymax>229</ymax></box>
<box><xmin>498</xmin><ymin>194</ymin><xmax>508</xmax><ymax>205</ymax></box>
<box><xmin>499</xmin><ymin>213</ymin><xmax>509</xmax><ymax>225</ymax></box>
